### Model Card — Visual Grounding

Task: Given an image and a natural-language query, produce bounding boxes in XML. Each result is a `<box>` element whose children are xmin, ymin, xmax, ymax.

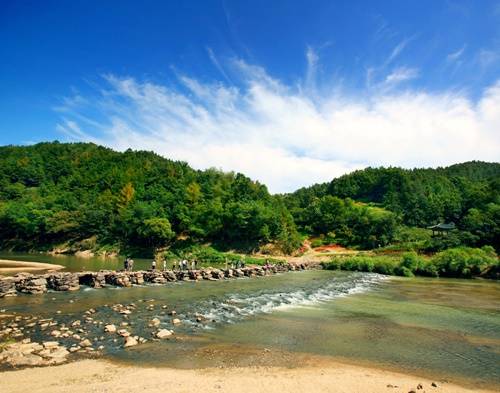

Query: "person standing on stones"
<box><xmin>172</xmin><ymin>259</ymin><xmax>177</xmax><ymax>271</ymax></box>
<box><xmin>124</xmin><ymin>257</ymin><xmax>129</xmax><ymax>271</ymax></box>
<box><xmin>191</xmin><ymin>260</ymin><xmax>195</xmax><ymax>270</ymax></box>
<box><xmin>163</xmin><ymin>258</ymin><xmax>167</xmax><ymax>271</ymax></box>
<box><xmin>151</xmin><ymin>260</ymin><xmax>156</xmax><ymax>271</ymax></box>
<box><xmin>129</xmin><ymin>258</ymin><xmax>134</xmax><ymax>271</ymax></box>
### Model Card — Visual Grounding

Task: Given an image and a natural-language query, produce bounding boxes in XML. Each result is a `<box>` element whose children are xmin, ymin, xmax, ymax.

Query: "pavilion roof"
<box><xmin>427</xmin><ymin>222</ymin><xmax>456</xmax><ymax>230</ymax></box>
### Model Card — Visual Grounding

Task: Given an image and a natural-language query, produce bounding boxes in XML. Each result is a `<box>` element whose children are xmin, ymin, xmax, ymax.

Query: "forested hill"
<box><xmin>0</xmin><ymin>142</ymin><xmax>300</xmax><ymax>254</ymax></box>
<box><xmin>0</xmin><ymin>142</ymin><xmax>499</xmax><ymax>255</ymax></box>
<box><xmin>284</xmin><ymin>161</ymin><xmax>500</xmax><ymax>250</ymax></box>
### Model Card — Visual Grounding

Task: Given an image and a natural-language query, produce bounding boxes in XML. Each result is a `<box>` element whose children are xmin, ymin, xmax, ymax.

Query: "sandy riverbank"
<box><xmin>0</xmin><ymin>358</ymin><xmax>495</xmax><ymax>393</ymax></box>
<box><xmin>0</xmin><ymin>260</ymin><xmax>64</xmax><ymax>274</ymax></box>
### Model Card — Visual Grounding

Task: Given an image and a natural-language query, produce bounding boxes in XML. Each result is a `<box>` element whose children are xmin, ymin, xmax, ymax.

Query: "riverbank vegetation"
<box><xmin>322</xmin><ymin>247</ymin><xmax>499</xmax><ymax>279</ymax></box>
<box><xmin>0</xmin><ymin>142</ymin><xmax>498</xmax><ymax>262</ymax></box>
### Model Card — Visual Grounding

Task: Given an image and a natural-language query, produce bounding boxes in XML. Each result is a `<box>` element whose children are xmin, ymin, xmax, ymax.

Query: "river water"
<box><xmin>0</xmin><ymin>254</ymin><xmax>499</xmax><ymax>389</ymax></box>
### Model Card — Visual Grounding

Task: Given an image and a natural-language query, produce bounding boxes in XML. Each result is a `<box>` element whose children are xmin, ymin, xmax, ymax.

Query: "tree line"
<box><xmin>284</xmin><ymin>161</ymin><xmax>500</xmax><ymax>252</ymax></box>
<box><xmin>0</xmin><ymin>142</ymin><xmax>300</xmax><ymax>255</ymax></box>
<box><xmin>0</xmin><ymin>142</ymin><xmax>498</xmax><ymax>256</ymax></box>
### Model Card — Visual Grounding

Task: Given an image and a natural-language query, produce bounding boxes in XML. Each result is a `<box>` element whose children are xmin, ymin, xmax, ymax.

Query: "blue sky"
<box><xmin>1</xmin><ymin>0</ymin><xmax>499</xmax><ymax>192</ymax></box>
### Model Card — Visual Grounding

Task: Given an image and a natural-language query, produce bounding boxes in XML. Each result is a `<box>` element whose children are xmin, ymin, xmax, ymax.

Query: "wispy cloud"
<box><xmin>206</xmin><ymin>47</ymin><xmax>233</xmax><ymax>84</ymax></box>
<box><xmin>305</xmin><ymin>46</ymin><xmax>319</xmax><ymax>92</ymax></box>
<box><xmin>477</xmin><ymin>49</ymin><xmax>500</xmax><ymax>68</ymax></box>
<box><xmin>447</xmin><ymin>45</ymin><xmax>466</xmax><ymax>62</ymax></box>
<box><xmin>385</xmin><ymin>38</ymin><xmax>410</xmax><ymax>65</ymax></box>
<box><xmin>384</xmin><ymin>67</ymin><xmax>419</xmax><ymax>85</ymax></box>
<box><xmin>56</xmin><ymin>56</ymin><xmax>500</xmax><ymax>193</ymax></box>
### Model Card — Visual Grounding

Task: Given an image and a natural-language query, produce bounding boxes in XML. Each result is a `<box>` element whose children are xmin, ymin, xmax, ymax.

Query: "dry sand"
<box><xmin>0</xmin><ymin>259</ymin><xmax>64</xmax><ymax>274</ymax></box>
<box><xmin>0</xmin><ymin>358</ymin><xmax>494</xmax><ymax>393</ymax></box>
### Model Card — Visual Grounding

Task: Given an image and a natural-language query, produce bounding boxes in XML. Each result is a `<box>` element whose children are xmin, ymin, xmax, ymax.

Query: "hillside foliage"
<box><xmin>0</xmin><ymin>142</ymin><xmax>300</xmax><ymax>255</ymax></box>
<box><xmin>285</xmin><ymin>162</ymin><xmax>500</xmax><ymax>251</ymax></box>
<box><xmin>0</xmin><ymin>142</ymin><xmax>498</xmax><ymax>256</ymax></box>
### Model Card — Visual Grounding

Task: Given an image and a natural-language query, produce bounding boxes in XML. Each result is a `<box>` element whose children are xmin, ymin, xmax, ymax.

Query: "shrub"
<box><xmin>400</xmin><ymin>251</ymin><xmax>423</xmax><ymax>271</ymax></box>
<box><xmin>431</xmin><ymin>247</ymin><xmax>498</xmax><ymax>278</ymax></box>
<box><xmin>323</xmin><ymin>247</ymin><xmax>498</xmax><ymax>280</ymax></box>
<box><xmin>395</xmin><ymin>266</ymin><xmax>414</xmax><ymax>277</ymax></box>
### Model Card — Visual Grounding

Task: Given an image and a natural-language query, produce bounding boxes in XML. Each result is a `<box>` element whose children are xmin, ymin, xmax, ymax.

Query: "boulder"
<box><xmin>46</xmin><ymin>347</ymin><xmax>69</xmax><ymax>365</ymax></box>
<box><xmin>128</xmin><ymin>272</ymin><xmax>144</xmax><ymax>285</ymax></box>
<box><xmin>17</xmin><ymin>277</ymin><xmax>47</xmax><ymax>294</ymax></box>
<box><xmin>124</xmin><ymin>336</ymin><xmax>138</xmax><ymax>347</ymax></box>
<box><xmin>6</xmin><ymin>353</ymin><xmax>45</xmax><ymax>367</ymax></box>
<box><xmin>79</xmin><ymin>339</ymin><xmax>92</xmax><ymax>348</ymax></box>
<box><xmin>104</xmin><ymin>324</ymin><xmax>117</xmax><ymax>333</ymax></box>
<box><xmin>117</xmin><ymin>329</ymin><xmax>130</xmax><ymax>337</ymax></box>
<box><xmin>155</xmin><ymin>329</ymin><xmax>173</xmax><ymax>339</ymax></box>
<box><xmin>43</xmin><ymin>341</ymin><xmax>60</xmax><ymax>349</ymax></box>
<box><xmin>105</xmin><ymin>272</ymin><xmax>131</xmax><ymax>287</ymax></box>
<box><xmin>46</xmin><ymin>273</ymin><xmax>80</xmax><ymax>291</ymax></box>
<box><xmin>78</xmin><ymin>272</ymin><xmax>107</xmax><ymax>288</ymax></box>
<box><xmin>148</xmin><ymin>318</ymin><xmax>161</xmax><ymax>328</ymax></box>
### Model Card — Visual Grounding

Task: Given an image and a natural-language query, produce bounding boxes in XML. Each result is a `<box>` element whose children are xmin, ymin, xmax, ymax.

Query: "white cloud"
<box><xmin>384</xmin><ymin>67</ymin><xmax>419</xmax><ymax>85</ymax></box>
<box><xmin>56</xmin><ymin>59</ymin><xmax>500</xmax><ymax>194</ymax></box>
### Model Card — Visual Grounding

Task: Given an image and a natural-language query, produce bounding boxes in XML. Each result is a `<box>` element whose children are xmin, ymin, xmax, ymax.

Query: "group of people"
<box><xmin>172</xmin><ymin>259</ymin><xmax>198</xmax><ymax>271</ymax></box>
<box><xmin>123</xmin><ymin>257</ymin><xmax>134</xmax><ymax>271</ymax></box>
<box><xmin>227</xmin><ymin>258</ymin><xmax>246</xmax><ymax>269</ymax></box>
<box><xmin>150</xmin><ymin>258</ymin><xmax>199</xmax><ymax>271</ymax></box>
<box><xmin>124</xmin><ymin>255</ymin><xmax>256</xmax><ymax>273</ymax></box>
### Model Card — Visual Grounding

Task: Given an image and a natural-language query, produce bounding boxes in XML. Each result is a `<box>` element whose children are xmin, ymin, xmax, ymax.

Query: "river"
<box><xmin>0</xmin><ymin>254</ymin><xmax>499</xmax><ymax>389</ymax></box>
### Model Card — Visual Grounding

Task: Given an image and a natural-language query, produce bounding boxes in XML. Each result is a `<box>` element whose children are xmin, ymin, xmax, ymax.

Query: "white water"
<box><xmin>197</xmin><ymin>273</ymin><xmax>386</xmax><ymax>326</ymax></box>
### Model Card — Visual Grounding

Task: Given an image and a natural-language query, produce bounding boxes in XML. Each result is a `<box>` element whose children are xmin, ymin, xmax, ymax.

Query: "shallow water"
<box><xmin>1</xmin><ymin>269</ymin><xmax>499</xmax><ymax>388</ymax></box>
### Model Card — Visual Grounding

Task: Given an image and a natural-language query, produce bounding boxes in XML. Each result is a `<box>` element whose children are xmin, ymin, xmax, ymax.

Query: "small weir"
<box><xmin>0</xmin><ymin>263</ymin><xmax>308</xmax><ymax>297</ymax></box>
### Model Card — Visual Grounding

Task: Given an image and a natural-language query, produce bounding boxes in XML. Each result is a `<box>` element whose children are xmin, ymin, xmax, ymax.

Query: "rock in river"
<box><xmin>155</xmin><ymin>329</ymin><xmax>173</xmax><ymax>339</ymax></box>
<box><xmin>104</xmin><ymin>324</ymin><xmax>117</xmax><ymax>333</ymax></box>
<box><xmin>124</xmin><ymin>336</ymin><xmax>138</xmax><ymax>347</ymax></box>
